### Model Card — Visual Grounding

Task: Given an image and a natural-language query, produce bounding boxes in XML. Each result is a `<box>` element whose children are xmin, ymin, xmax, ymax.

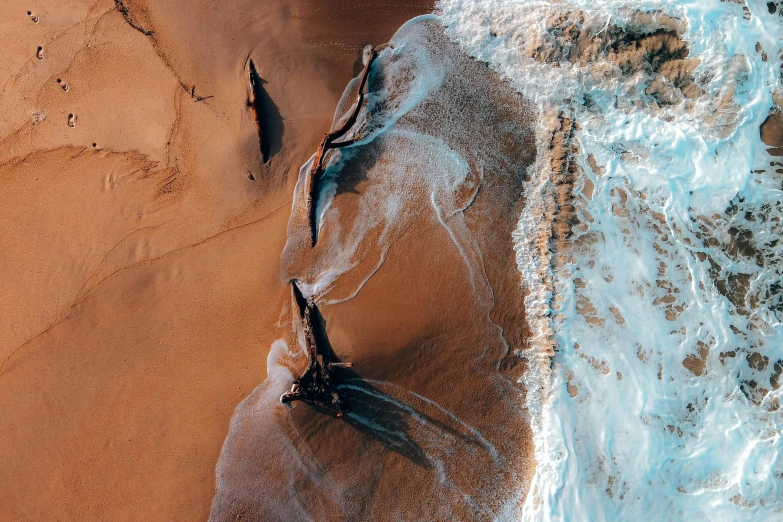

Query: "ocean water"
<box><xmin>438</xmin><ymin>0</ymin><xmax>783</xmax><ymax>519</ymax></box>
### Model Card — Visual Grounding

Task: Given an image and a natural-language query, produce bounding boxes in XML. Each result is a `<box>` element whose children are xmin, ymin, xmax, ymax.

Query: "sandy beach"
<box><xmin>6</xmin><ymin>0</ymin><xmax>779</xmax><ymax>520</ymax></box>
<box><xmin>207</xmin><ymin>16</ymin><xmax>539</xmax><ymax>518</ymax></box>
<box><xmin>0</xmin><ymin>1</ymin><xmax>434</xmax><ymax>520</ymax></box>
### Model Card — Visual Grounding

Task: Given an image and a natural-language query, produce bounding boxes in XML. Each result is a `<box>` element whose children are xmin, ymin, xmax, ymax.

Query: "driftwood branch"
<box><xmin>280</xmin><ymin>47</ymin><xmax>384</xmax><ymax>417</ymax></box>
<box><xmin>248</xmin><ymin>60</ymin><xmax>271</xmax><ymax>164</ymax></box>
<box><xmin>280</xmin><ymin>281</ymin><xmax>353</xmax><ymax>417</ymax></box>
<box><xmin>305</xmin><ymin>46</ymin><xmax>378</xmax><ymax>246</ymax></box>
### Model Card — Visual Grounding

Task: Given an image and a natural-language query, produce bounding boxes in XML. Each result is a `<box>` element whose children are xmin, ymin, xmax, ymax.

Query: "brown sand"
<box><xmin>0</xmin><ymin>1</ymin><xmax>432</xmax><ymax>520</ymax></box>
<box><xmin>210</xmin><ymin>18</ymin><xmax>537</xmax><ymax>520</ymax></box>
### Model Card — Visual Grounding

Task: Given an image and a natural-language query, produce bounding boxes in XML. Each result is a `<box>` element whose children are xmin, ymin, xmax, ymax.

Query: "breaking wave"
<box><xmin>439</xmin><ymin>0</ymin><xmax>783</xmax><ymax>519</ymax></box>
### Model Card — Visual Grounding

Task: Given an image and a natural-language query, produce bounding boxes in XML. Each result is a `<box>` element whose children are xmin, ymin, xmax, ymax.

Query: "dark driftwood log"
<box><xmin>280</xmin><ymin>281</ymin><xmax>353</xmax><ymax>417</ymax></box>
<box><xmin>306</xmin><ymin>47</ymin><xmax>378</xmax><ymax>246</ymax></box>
<box><xmin>248</xmin><ymin>60</ymin><xmax>271</xmax><ymax>164</ymax></box>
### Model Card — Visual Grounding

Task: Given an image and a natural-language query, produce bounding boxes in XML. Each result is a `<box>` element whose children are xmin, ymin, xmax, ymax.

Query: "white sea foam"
<box><xmin>439</xmin><ymin>0</ymin><xmax>783</xmax><ymax>519</ymax></box>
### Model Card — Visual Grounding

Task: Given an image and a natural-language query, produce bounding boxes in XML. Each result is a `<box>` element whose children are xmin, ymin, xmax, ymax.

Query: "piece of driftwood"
<box><xmin>280</xmin><ymin>281</ymin><xmax>353</xmax><ymax>417</ymax></box>
<box><xmin>248</xmin><ymin>60</ymin><xmax>271</xmax><ymax>164</ymax></box>
<box><xmin>306</xmin><ymin>46</ymin><xmax>378</xmax><ymax>246</ymax></box>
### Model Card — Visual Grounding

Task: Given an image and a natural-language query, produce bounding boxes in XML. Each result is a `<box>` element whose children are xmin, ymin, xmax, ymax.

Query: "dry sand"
<box><xmin>0</xmin><ymin>1</ymin><xmax>433</xmax><ymax>520</ymax></box>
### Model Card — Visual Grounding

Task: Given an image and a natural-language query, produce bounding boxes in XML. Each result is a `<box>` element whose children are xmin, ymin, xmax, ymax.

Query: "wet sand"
<box><xmin>0</xmin><ymin>1</ymin><xmax>433</xmax><ymax>520</ymax></box>
<box><xmin>210</xmin><ymin>18</ymin><xmax>537</xmax><ymax>520</ymax></box>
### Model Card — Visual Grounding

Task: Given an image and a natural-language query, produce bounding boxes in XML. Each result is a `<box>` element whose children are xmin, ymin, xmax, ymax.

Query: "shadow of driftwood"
<box><xmin>289</xmin><ymin>298</ymin><xmax>491</xmax><ymax>470</ymax></box>
<box><xmin>249</xmin><ymin>60</ymin><xmax>284</xmax><ymax>163</ymax></box>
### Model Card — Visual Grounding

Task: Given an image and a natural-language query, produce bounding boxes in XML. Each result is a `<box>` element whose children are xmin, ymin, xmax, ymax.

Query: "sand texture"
<box><xmin>0</xmin><ymin>1</ymin><xmax>434</xmax><ymax>520</ymax></box>
<box><xmin>210</xmin><ymin>17</ymin><xmax>537</xmax><ymax>521</ymax></box>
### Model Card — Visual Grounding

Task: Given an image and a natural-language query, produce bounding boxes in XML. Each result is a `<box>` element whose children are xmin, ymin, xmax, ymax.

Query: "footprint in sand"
<box><xmin>36</xmin><ymin>46</ymin><xmax>43</xmax><ymax>60</ymax></box>
<box><xmin>57</xmin><ymin>79</ymin><xmax>69</xmax><ymax>92</ymax></box>
<box><xmin>27</xmin><ymin>11</ymin><xmax>39</xmax><ymax>23</ymax></box>
<box><xmin>67</xmin><ymin>113</ymin><xmax>76</xmax><ymax>128</ymax></box>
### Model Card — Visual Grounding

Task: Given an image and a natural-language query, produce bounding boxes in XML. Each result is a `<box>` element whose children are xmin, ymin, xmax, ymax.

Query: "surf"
<box><xmin>438</xmin><ymin>0</ymin><xmax>783</xmax><ymax>519</ymax></box>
